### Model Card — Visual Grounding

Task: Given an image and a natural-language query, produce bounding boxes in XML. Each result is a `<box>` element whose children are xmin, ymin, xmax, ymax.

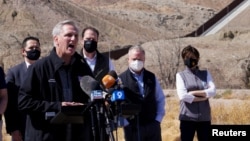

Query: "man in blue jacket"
<box><xmin>18</xmin><ymin>20</ymin><xmax>93</xmax><ymax>141</ymax></box>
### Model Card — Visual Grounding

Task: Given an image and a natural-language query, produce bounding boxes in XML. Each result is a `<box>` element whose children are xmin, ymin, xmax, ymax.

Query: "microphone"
<box><xmin>100</xmin><ymin>70</ymin><xmax>126</xmax><ymax>102</ymax></box>
<box><xmin>80</xmin><ymin>75</ymin><xmax>117</xmax><ymax>102</ymax></box>
<box><xmin>111</xmin><ymin>90</ymin><xmax>125</xmax><ymax>102</ymax></box>
<box><xmin>80</xmin><ymin>75</ymin><xmax>104</xmax><ymax>102</ymax></box>
<box><xmin>102</xmin><ymin>70</ymin><xmax>118</xmax><ymax>89</ymax></box>
<box><xmin>90</xmin><ymin>90</ymin><xmax>103</xmax><ymax>102</ymax></box>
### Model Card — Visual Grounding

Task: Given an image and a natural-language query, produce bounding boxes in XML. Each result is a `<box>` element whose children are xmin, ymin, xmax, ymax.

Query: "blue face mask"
<box><xmin>184</xmin><ymin>58</ymin><xmax>198</xmax><ymax>68</ymax></box>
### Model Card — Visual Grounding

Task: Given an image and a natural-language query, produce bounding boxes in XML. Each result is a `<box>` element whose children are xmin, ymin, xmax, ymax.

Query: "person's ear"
<box><xmin>81</xmin><ymin>39</ymin><xmax>85</xmax><ymax>45</ymax></box>
<box><xmin>21</xmin><ymin>48</ymin><xmax>26</xmax><ymax>56</ymax></box>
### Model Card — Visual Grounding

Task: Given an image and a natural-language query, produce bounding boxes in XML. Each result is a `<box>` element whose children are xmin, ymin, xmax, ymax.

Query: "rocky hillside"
<box><xmin>1</xmin><ymin>0</ymin><xmax>250</xmax><ymax>88</ymax></box>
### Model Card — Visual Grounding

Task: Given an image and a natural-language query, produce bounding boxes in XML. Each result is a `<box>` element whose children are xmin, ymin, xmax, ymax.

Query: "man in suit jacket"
<box><xmin>4</xmin><ymin>36</ymin><xmax>41</xmax><ymax>141</ymax></box>
<box><xmin>0</xmin><ymin>66</ymin><xmax>7</xmax><ymax>141</ymax></box>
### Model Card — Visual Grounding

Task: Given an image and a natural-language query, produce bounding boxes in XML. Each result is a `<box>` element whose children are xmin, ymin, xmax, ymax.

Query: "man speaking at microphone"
<box><xmin>18</xmin><ymin>20</ymin><xmax>94</xmax><ymax>141</ymax></box>
<box><xmin>119</xmin><ymin>45</ymin><xmax>166</xmax><ymax>141</ymax></box>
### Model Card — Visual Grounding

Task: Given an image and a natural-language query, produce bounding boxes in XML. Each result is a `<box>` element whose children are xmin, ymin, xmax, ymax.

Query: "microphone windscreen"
<box><xmin>80</xmin><ymin>75</ymin><xmax>101</xmax><ymax>97</ymax></box>
<box><xmin>102</xmin><ymin>72</ymin><xmax>117</xmax><ymax>89</ymax></box>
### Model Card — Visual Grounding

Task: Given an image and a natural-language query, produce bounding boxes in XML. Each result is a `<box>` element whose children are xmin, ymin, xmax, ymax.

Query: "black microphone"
<box><xmin>80</xmin><ymin>75</ymin><xmax>103</xmax><ymax>102</ymax></box>
<box><xmin>80</xmin><ymin>75</ymin><xmax>111</xmax><ymax>139</ymax></box>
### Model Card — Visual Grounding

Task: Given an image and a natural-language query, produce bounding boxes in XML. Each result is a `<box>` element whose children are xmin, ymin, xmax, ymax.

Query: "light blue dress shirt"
<box><xmin>120</xmin><ymin>69</ymin><xmax>166</xmax><ymax>126</ymax></box>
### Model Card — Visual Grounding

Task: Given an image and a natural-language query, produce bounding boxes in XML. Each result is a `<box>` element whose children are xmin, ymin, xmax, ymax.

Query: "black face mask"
<box><xmin>26</xmin><ymin>49</ymin><xmax>41</xmax><ymax>60</ymax></box>
<box><xmin>184</xmin><ymin>58</ymin><xmax>198</xmax><ymax>68</ymax></box>
<box><xmin>84</xmin><ymin>40</ymin><xmax>97</xmax><ymax>53</ymax></box>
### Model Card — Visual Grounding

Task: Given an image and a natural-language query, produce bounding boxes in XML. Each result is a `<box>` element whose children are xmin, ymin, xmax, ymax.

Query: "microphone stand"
<box><xmin>90</xmin><ymin>107</ymin><xmax>97</xmax><ymax>141</ymax></box>
<box><xmin>84</xmin><ymin>101</ymin><xmax>104</xmax><ymax>141</ymax></box>
<box><xmin>95</xmin><ymin>103</ymin><xmax>104</xmax><ymax>141</ymax></box>
<box><xmin>114</xmin><ymin>101</ymin><xmax>121</xmax><ymax>141</ymax></box>
<box><xmin>86</xmin><ymin>99</ymin><xmax>116</xmax><ymax>141</ymax></box>
<box><xmin>103</xmin><ymin>105</ymin><xmax>115</xmax><ymax>141</ymax></box>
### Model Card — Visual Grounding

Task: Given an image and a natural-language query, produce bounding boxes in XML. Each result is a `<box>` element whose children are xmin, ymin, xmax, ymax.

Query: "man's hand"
<box><xmin>62</xmin><ymin>102</ymin><xmax>84</xmax><ymax>106</ymax></box>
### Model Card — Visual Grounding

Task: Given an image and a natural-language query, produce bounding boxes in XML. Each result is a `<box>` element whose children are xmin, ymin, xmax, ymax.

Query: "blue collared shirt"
<box><xmin>120</xmin><ymin>69</ymin><xmax>166</xmax><ymax>126</ymax></box>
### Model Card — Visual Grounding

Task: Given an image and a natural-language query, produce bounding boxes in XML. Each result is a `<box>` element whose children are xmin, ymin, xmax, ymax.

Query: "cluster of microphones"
<box><xmin>80</xmin><ymin>70</ymin><xmax>125</xmax><ymax>106</ymax></box>
<box><xmin>46</xmin><ymin>70</ymin><xmax>131</xmax><ymax>129</ymax></box>
<box><xmin>47</xmin><ymin>70</ymin><xmax>141</xmax><ymax>141</ymax></box>
<box><xmin>80</xmin><ymin>70</ymin><xmax>141</xmax><ymax>118</ymax></box>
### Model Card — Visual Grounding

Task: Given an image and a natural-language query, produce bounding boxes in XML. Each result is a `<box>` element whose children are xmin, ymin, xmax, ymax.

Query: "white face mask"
<box><xmin>129</xmin><ymin>60</ymin><xmax>144</xmax><ymax>72</ymax></box>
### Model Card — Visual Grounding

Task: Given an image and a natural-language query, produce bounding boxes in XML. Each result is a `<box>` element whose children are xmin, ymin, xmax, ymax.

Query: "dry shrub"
<box><xmin>161</xmin><ymin>97</ymin><xmax>180</xmax><ymax>141</ymax></box>
<box><xmin>211</xmin><ymin>99</ymin><xmax>250</xmax><ymax>124</ymax></box>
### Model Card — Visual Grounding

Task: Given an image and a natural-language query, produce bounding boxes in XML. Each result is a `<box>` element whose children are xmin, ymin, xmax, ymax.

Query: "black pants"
<box><xmin>124</xmin><ymin>120</ymin><xmax>162</xmax><ymax>141</ymax></box>
<box><xmin>180</xmin><ymin>120</ymin><xmax>211</xmax><ymax>141</ymax></box>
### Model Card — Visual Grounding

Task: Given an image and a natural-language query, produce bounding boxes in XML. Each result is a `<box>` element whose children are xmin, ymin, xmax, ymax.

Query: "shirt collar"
<box><xmin>129</xmin><ymin>68</ymin><xmax>144</xmax><ymax>78</ymax></box>
<box><xmin>25</xmin><ymin>60</ymin><xmax>31</xmax><ymax>68</ymax></box>
<box><xmin>83</xmin><ymin>53</ymin><xmax>97</xmax><ymax>62</ymax></box>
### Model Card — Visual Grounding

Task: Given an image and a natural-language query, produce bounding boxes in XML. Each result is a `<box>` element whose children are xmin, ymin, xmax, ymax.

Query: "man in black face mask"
<box><xmin>80</xmin><ymin>26</ymin><xmax>115</xmax><ymax>83</ymax></box>
<box><xmin>80</xmin><ymin>27</ymin><xmax>115</xmax><ymax>141</ymax></box>
<box><xmin>4</xmin><ymin>36</ymin><xmax>41</xmax><ymax>141</ymax></box>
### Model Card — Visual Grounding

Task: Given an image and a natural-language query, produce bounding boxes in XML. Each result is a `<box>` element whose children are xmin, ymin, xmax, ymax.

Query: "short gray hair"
<box><xmin>128</xmin><ymin>45</ymin><xmax>145</xmax><ymax>56</ymax></box>
<box><xmin>52</xmin><ymin>20</ymin><xmax>79</xmax><ymax>37</ymax></box>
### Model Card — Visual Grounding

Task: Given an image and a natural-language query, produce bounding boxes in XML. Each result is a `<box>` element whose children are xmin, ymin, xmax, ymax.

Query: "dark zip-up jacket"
<box><xmin>18</xmin><ymin>47</ymin><xmax>93</xmax><ymax>141</ymax></box>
